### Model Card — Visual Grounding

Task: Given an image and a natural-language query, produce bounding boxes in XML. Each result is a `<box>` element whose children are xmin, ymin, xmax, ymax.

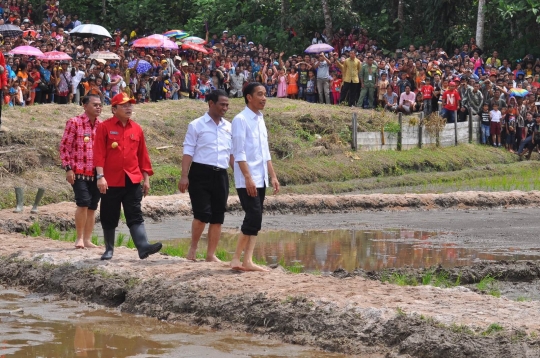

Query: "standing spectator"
<box><xmin>358</xmin><ymin>55</ymin><xmax>378</xmax><ymax>108</ymax></box>
<box><xmin>314</xmin><ymin>52</ymin><xmax>330</xmax><ymax>104</ymax></box>
<box><xmin>55</xmin><ymin>60</ymin><xmax>71</xmax><ymax>104</ymax></box>
<box><xmin>480</xmin><ymin>103</ymin><xmax>491</xmax><ymax>144</ymax></box>
<box><xmin>286</xmin><ymin>67</ymin><xmax>298</xmax><ymax>99</ymax></box>
<box><xmin>377</xmin><ymin>72</ymin><xmax>389</xmax><ymax>107</ymax></box>
<box><xmin>335</xmin><ymin>49</ymin><xmax>361</xmax><ymax>107</ymax></box>
<box><xmin>490</xmin><ymin>102</ymin><xmax>502</xmax><ymax>147</ymax></box>
<box><xmin>420</xmin><ymin>80</ymin><xmax>434</xmax><ymax>116</ymax></box>
<box><xmin>330</xmin><ymin>72</ymin><xmax>342</xmax><ymax>105</ymax></box>
<box><xmin>94</xmin><ymin>93</ymin><xmax>162</xmax><ymax>260</ymax></box>
<box><xmin>441</xmin><ymin>81</ymin><xmax>461</xmax><ymax>123</ymax></box>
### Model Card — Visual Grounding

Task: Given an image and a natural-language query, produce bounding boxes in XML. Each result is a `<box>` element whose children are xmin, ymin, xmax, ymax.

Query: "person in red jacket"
<box><xmin>441</xmin><ymin>81</ymin><xmax>461</xmax><ymax>123</ymax></box>
<box><xmin>93</xmin><ymin>92</ymin><xmax>162</xmax><ymax>260</ymax></box>
<box><xmin>0</xmin><ymin>51</ymin><xmax>8</xmax><ymax>131</ymax></box>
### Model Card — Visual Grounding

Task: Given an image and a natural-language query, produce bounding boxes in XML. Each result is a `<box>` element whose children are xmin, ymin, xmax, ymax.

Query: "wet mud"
<box><xmin>1</xmin><ymin>253</ymin><xmax>540</xmax><ymax>357</ymax></box>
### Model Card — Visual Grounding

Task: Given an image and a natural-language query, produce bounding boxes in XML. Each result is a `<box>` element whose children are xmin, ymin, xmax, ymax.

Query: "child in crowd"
<box><xmin>12</xmin><ymin>81</ymin><xmax>24</xmax><ymax>106</ymax></box>
<box><xmin>330</xmin><ymin>72</ymin><xmax>342</xmax><ymax>105</ymax></box>
<box><xmin>377</xmin><ymin>72</ymin><xmax>389</xmax><ymax>107</ymax></box>
<box><xmin>480</xmin><ymin>103</ymin><xmax>491</xmax><ymax>144</ymax></box>
<box><xmin>297</xmin><ymin>62</ymin><xmax>309</xmax><ymax>100</ymax></box>
<box><xmin>103</xmin><ymin>83</ymin><xmax>112</xmax><ymax>105</ymax></box>
<box><xmin>504</xmin><ymin>102</ymin><xmax>517</xmax><ymax>152</ymax></box>
<box><xmin>420</xmin><ymin>80</ymin><xmax>434</xmax><ymax>116</ymax></box>
<box><xmin>490</xmin><ymin>102</ymin><xmax>502</xmax><ymax>147</ymax></box>
<box><xmin>305</xmin><ymin>70</ymin><xmax>317</xmax><ymax>103</ymax></box>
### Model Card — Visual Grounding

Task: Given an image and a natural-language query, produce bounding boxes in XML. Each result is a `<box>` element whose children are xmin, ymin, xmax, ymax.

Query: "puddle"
<box><xmin>0</xmin><ymin>287</ymin><xmax>348</xmax><ymax>358</ymax></box>
<box><xmin>139</xmin><ymin>224</ymin><xmax>540</xmax><ymax>272</ymax></box>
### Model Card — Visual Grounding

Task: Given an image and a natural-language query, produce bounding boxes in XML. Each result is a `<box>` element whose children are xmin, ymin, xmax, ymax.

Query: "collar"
<box><xmin>244</xmin><ymin>106</ymin><xmax>262</xmax><ymax>119</ymax></box>
<box><xmin>111</xmin><ymin>115</ymin><xmax>131</xmax><ymax>126</ymax></box>
<box><xmin>204</xmin><ymin>112</ymin><xmax>223</xmax><ymax>124</ymax></box>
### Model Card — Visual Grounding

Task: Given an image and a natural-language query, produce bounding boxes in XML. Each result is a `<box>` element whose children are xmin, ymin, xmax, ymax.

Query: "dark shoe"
<box><xmin>13</xmin><ymin>187</ymin><xmax>23</xmax><ymax>213</ymax></box>
<box><xmin>129</xmin><ymin>223</ymin><xmax>162</xmax><ymax>259</ymax></box>
<box><xmin>30</xmin><ymin>188</ymin><xmax>45</xmax><ymax>214</ymax></box>
<box><xmin>101</xmin><ymin>229</ymin><xmax>116</xmax><ymax>260</ymax></box>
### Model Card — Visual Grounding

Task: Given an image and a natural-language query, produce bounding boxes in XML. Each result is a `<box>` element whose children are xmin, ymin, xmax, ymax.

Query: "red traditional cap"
<box><xmin>111</xmin><ymin>92</ymin><xmax>136</xmax><ymax>106</ymax></box>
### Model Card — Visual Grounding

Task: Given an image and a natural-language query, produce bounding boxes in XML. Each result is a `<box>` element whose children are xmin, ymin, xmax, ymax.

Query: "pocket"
<box><xmin>130</xmin><ymin>135</ymin><xmax>140</xmax><ymax>150</ymax></box>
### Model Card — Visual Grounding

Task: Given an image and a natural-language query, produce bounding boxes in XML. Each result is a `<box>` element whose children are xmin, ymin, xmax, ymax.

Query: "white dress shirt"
<box><xmin>232</xmin><ymin>107</ymin><xmax>271</xmax><ymax>188</ymax></box>
<box><xmin>183</xmin><ymin>113</ymin><xmax>232</xmax><ymax>169</ymax></box>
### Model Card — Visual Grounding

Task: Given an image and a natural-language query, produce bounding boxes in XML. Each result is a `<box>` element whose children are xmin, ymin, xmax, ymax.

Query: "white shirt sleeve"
<box><xmin>182</xmin><ymin>122</ymin><xmax>197</xmax><ymax>157</ymax></box>
<box><xmin>232</xmin><ymin>117</ymin><xmax>247</xmax><ymax>162</ymax></box>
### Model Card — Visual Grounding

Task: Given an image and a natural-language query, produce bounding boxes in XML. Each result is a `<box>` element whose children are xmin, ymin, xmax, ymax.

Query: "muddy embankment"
<box><xmin>2</xmin><ymin>190</ymin><xmax>540</xmax><ymax>233</ymax></box>
<box><xmin>2</xmin><ymin>232</ymin><xmax>540</xmax><ymax>357</ymax></box>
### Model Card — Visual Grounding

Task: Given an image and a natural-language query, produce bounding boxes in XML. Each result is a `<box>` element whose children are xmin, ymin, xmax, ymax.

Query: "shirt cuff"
<box><xmin>234</xmin><ymin>152</ymin><xmax>247</xmax><ymax>162</ymax></box>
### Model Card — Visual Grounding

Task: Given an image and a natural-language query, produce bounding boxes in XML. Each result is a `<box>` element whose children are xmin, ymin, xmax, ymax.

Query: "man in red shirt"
<box><xmin>0</xmin><ymin>49</ymin><xmax>8</xmax><ymax>131</ymax></box>
<box><xmin>441</xmin><ymin>81</ymin><xmax>461</xmax><ymax>123</ymax></box>
<box><xmin>420</xmin><ymin>80</ymin><xmax>434</xmax><ymax>116</ymax></box>
<box><xmin>94</xmin><ymin>93</ymin><xmax>162</xmax><ymax>260</ymax></box>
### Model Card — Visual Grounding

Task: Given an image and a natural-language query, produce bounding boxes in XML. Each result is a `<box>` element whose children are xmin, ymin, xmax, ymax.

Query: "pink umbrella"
<box><xmin>9</xmin><ymin>45</ymin><xmax>43</xmax><ymax>57</ymax></box>
<box><xmin>39</xmin><ymin>51</ymin><xmax>72</xmax><ymax>61</ymax></box>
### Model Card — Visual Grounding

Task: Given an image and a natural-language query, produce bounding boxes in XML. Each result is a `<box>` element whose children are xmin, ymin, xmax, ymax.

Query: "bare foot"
<box><xmin>242</xmin><ymin>262</ymin><xmax>270</xmax><ymax>272</ymax></box>
<box><xmin>186</xmin><ymin>246</ymin><xmax>198</xmax><ymax>262</ymax></box>
<box><xmin>206</xmin><ymin>255</ymin><xmax>222</xmax><ymax>263</ymax></box>
<box><xmin>83</xmin><ymin>241</ymin><xmax>101</xmax><ymax>249</ymax></box>
<box><xmin>230</xmin><ymin>258</ymin><xmax>244</xmax><ymax>271</ymax></box>
<box><xmin>74</xmin><ymin>238</ymin><xmax>85</xmax><ymax>249</ymax></box>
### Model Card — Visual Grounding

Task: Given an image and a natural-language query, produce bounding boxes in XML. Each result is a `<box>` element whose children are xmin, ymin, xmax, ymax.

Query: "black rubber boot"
<box><xmin>30</xmin><ymin>188</ymin><xmax>45</xmax><ymax>214</ymax></box>
<box><xmin>129</xmin><ymin>223</ymin><xmax>162</xmax><ymax>259</ymax></box>
<box><xmin>101</xmin><ymin>229</ymin><xmax>116</xmax><ymax>260</ymax></box>
<box><xmin>13</xmin><ymin>187</ymin><xmax>23</xmax><ymax>213</ymax></box>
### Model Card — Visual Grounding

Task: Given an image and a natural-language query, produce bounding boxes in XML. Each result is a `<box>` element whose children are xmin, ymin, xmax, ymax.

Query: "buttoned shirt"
<box><xmin>339</xmin><ymin>57</ymin><xmax>361</xmax><ymax>83</ymax></box>
<box><xmin>94</xmin><ymin>116</ymin><xmax>153</xmax><ymax>187</ymax></box>
<box><xmin>60</xmin><ymin>113</ymin><xmax>101</xmax><ymax>178</ymax></box>
<box><xmin>183</xmin><ymin>113</ymin><xmax>232</xmax><ymax>169</ymax></box>
<box><xmin>232</xmin><ymin>107</ymin><xmax>271</xmax><ymax>189</ymax></box>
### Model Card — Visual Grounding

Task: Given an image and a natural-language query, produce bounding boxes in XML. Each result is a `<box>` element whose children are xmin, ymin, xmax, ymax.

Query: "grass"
<box><xmin>0</xmin><ymin>100</ymin><xmax>525</xmax><ymax>208</ymax></box>
<box><xmin>382</xmin><ymin>270</ymin><xmax>460</xmax><ymax>289</ymax></box>
<box><xmin>476</xmin><ymin>275</ymin><xmax>501</xmax><ymax>298</ymax></box>
<box><xmin>483</xmin><ymin>323</ymin><xmax>504</xmax><ymax>335</ymax></box>
<box><xmin>115</xmin><ymin>233</ymin><xmax>127</xmax><ymax>247</ymax></box>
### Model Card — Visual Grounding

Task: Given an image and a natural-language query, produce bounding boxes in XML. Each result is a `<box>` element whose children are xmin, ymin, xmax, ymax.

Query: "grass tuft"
<box><xmin>476</xmin><ymin>275</ymin><xmax>501</xmax><ymax>297</ymax></box>
<box><xmin>483</xmin><ymin>323</ymin><xmax>504</xmax><ymax>335</ymax></box>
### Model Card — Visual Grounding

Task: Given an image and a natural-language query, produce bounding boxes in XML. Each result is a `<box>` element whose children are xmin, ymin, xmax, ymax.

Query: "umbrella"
<box><xmin>181</xmin><ymin>42</ymin><xmax>209</xmax><ymax>54</ymax></box>
<box><xmin>70</xmin><ymin>24</ymin><xmax>112</xmax><ymax>38</ymax></box>
<box><xmin>181</xmin><ymin>36</ymin><xmax>206</xmax><ymax>44</ymax></box>
<box><xmin>39</xmin><ymin>51</ymin><xmax>72</xmax><ymax>61</ymax></box>
<box><xmin>509</xmin><ymin>88</ymin><xmax>529</xmax><ymax>97</ymax></box>
<box><xmin>163</xmin><ymin>30</ymin><xmax>189</xmax><ymax>39</ymax></box>
<box><xmin>9</xmin><ymin>45</ymin><xmax>43</xmax><ymax>57</ymax></box>
<box><xmin>128</xmin><ymin>59</ymin><xmax>152</xmax><ymax>74</ymax></box>
<box><xmin>147</xmin><ymin>34</ymin><xmax>179</xmax><ymax>49</ymax></box>
<box><xmin>89</xmin><ymin>51</ymin><xmax>120</xmax><ymax>60</ymax></box>
<box><xmin>305</xmin><ymin>44</ymin><xmax>334</xmax><ymax>53</ymax></box>
<box><xmin>132</xmin><ymin>36</ymin><xmax>178</xmax><ymax>49</ymax></box>
<box><xmin>22</xmin><ymin>30</ymin><xmax>38</xmax><ymax>38</ymax></box>
<box><xmin>0</xmin><ymin>24</ymin><xmax>22</xmax><ymax>38</ymax></box>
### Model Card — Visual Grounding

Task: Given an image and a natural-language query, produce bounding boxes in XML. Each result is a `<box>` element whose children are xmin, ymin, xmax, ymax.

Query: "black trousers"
<box><xmin>100</xmin><ymin>175</ymin><xmax>143</xmax><ymax>230</ymax></box>
<box><xmin>0</xmin><ymin>89</ymin><xmax>3</xmax><ymax>126</ymax></box>
<box><xmin>237</xmin><ymin>186</ymin><xmax>266</xmax><ymax>236</ymax></box>
<box><xmin>339</xmin><ymin>82</ymin><xmax>359</xmax><ymax>107</ymax></box>
<box><xmin>187</xmin><ymin>162</ymin><xmax>229</xmax><ymax>224</ymax></box>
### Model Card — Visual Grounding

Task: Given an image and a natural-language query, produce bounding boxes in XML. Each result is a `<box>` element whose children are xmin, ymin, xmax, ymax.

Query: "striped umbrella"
<box><xmin>509</xmin><ymin>88</ymin><xmax>529</xmax><ymax>97</ymax></box>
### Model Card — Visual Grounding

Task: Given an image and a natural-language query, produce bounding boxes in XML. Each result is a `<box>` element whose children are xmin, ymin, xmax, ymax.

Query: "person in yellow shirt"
<box><xmin>486</xmin><ymin>51</ymin><xmax>501</xmax><ymax>69</ymax></box>
<box><xmin>335</xmin><ymin>49</ymin><xmax>361</xmax><ymax>107</ymax></box>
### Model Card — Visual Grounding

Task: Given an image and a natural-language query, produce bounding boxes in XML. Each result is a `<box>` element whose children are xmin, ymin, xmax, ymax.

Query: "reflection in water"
<box><xmin>165</xmin><ymin>229</ymin><xmax>539</xmax><ymax>272</ymax></box>
<box><xmin>0</xmin><ymin>289</ymin><xmax>347</xmax><ymax>358</ymax></box>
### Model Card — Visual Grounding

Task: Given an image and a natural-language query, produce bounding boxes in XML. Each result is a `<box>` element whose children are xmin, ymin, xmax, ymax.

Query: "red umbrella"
<box><xmin>181</xmin><ymin>42</ymin><xmax>208</xmax><ymax>54</ymax></box>
<box><xmin>22</xmin><ymin>30</ymin><xmax>37</xmax><ymax>38</ymax></box>
<box><xmin>38</xmin><ymin>51</ymin><xmax>72</xmax><ymax>61</ymax></box>
<box><xmin>132</xmin><ymin>37</ymin><xmax>164</xmax><ymax>48</ymax></box>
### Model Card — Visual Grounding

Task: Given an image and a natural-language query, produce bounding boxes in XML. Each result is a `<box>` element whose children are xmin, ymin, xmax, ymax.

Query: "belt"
<box><xmin>192</xmin><ymin>162</ymin><xmax>227</xmax><ymax>171</ymax></box>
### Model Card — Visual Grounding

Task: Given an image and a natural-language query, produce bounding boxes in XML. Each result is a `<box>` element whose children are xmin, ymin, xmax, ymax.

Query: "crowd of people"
<box><xmin>1</xmin><ymin>1</ymin><xmax>540</xmax><ymax>153</ymax></box>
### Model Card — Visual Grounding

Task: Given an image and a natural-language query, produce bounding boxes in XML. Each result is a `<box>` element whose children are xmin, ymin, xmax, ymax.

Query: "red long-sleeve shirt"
<box><xmin>93</xmin><ymin>116</ymin><xmax>153</xmax><ymax>187</ymax></box>
<box><xmin>0</xmin><ymin>52</ymin><xmax>7</xmax><ymax>88</ymax></box>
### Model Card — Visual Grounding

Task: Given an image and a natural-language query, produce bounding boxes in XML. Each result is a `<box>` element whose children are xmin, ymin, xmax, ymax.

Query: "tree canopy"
<box><xmin>50</xmin><ymin>0</ymin><xmax>540</xmax><ymax>60</ymax></box>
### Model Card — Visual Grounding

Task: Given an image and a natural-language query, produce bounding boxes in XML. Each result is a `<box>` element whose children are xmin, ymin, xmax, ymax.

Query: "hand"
<box><xmin>97</xmin><ymin>177</ymin><xmax>108</xmax><ymax>194</ymax></box>
<box><xmin>460</xmin><ymin>107</ymin><xmax>466</xmax><ymax>112</ymax></box>
<box><xmin>245</xmin><ymin>176</ymin><xmax>257</xmax><ymax>197</ymax></box>
<box><xmin>361</xmin><ymin>84</ymin><xmax>365</xmax><ymax>88</ymax></box>
<box><xmin>178</xmin><ymin>176</ymin><xmax>189</xmax><ymax>193</ymax></box>
<box><xmin>142</xmin><ymin>180</ymin><xmax>150</xmax><ymax>197</ymax></box>
<box><xmin>271</xmin><ymin>177</ymin><xmax>280</xmax><ymax>194</ymax></box>
<box><xmin>65</xmin><ymin>170</ymin><xmax>75</xmax><ymax>184</ymax></box>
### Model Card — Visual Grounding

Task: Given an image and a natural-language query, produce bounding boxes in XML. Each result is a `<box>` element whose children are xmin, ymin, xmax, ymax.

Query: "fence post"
<box><xmin>351</xmin><ymin>112</ymin><xmax>357</xmax><ymax>150</ymax></box>
<box><xmin>418</xmin><ymin>112</ymin><xmax>424</xmax><ymax>149</ymax></box>
<box><xmin>454</xmin><ymin>110</ymin><xmax>458</xmax><ymax>146</ymax></box>
<box><xmin>468</xmin><ymin>111</ymin><xmax>473</xmax><ymax>144</ymax></box>
<box><xmin>397</xmin><ymin>112</ymin><xmax>403</xmax><ymax>151</ymax></box>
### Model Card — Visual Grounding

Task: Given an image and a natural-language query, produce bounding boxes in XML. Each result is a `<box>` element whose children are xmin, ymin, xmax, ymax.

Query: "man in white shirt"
<box><xmin>179</xmin><ymin>90</ymin><xmax>233</xmax><ymax>262</ymax></box>
<box><xmin>230</xmin><ymin>82</ymin><xmax>280</xmax><ymax>272</ymax></box>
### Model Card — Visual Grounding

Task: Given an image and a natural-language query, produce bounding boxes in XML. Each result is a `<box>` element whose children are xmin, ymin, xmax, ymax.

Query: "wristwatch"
<box><xmin>96</xmin><ymin>174</ymin><xmax>105</xmax><ymax>180</ymax></box>
<box><xmin>65</xmin><ymin>165</ymin><xmax>72</xmax><ymax>172</ymax></box>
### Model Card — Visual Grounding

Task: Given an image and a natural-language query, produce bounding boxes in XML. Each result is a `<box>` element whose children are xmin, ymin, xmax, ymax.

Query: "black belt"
<box><xmin>192</xmin><ymin>162</ymin><xmax>227</xmax><ymax>171</ymax></box>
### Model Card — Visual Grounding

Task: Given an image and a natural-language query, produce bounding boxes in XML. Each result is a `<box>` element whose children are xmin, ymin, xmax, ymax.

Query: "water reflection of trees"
<box><xmin>210</xmin><ymin>229</ymin><xmax>532</xmax><ymax>272</ymax></box>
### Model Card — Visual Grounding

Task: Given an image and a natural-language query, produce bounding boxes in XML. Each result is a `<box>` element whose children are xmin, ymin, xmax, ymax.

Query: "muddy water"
<box><xmin>0</xmin><ymin>287</ymin><xmax>348</xmax><ymax>358</ymax></box>
<box><xmin>138</xmin><ymin>222</ymin><xmax>540</xmax><ymax>272</ymax></box>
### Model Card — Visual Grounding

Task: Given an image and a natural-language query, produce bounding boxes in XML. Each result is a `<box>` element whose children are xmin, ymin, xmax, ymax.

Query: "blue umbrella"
<box><xmin>128</xmin><ymin>59</ymin><xmax>152</xmax><ymax>74</ymax></box>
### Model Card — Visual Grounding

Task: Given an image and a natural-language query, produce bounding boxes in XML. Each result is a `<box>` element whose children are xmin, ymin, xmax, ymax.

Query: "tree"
<box><xmin>321</xmin><ymin>0</ymin><xmax>333</xmax><ymax>41</ymax></box>
<box><xmin>476</xmin><ymin>0</ymin><xmax>485</xmax><ymax>49</ymax></box>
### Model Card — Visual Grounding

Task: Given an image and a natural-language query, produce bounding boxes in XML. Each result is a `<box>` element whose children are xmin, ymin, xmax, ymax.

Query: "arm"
<box><xmin>178</xmin><ymin>154</ymin><xmax>193</xmax><ymax>193</ymax></box>
<box><xmin>267</xmin><ymin>160</ymin><xmax>279</xmax><ymax>194</ymax></box>
<box><xmin>137</xmin><ymin>130</ymin><xmax>153</xmax><ymax>197</ymax></box>
<box><xmin>237</xmin><ymin>161</ymin><xmax>257</xmax><ymax>197</ymax></box>
<box><xmin>59</xmin><ymin>119</ymin><xmax>76</xmax><ymax>184</ymax></box>
<box><xmin>232</xmin><ymin>117</ymin><xmax>257</xmax><ymax>197</ymax></box>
